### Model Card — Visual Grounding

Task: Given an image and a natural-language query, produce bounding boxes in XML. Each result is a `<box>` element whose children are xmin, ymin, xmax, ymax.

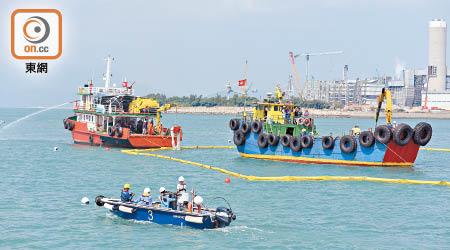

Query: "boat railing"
<box><xmin>75</xmin><ymin>102</ymin><xmax>125</xmax><ymax>113</ymax></box>
<box><xmin>236</xmin><ymin>113</ymin><xmax>313</xmax><ymax>125</ymax></box>
<box><xmin>261</xmin><ymin>114</ymin><xmax>314</xmax><ymax>125</ymax></box>
<box><xmin>77</xmin><ymin>87</ymin><xmax>134</xmax><ymax>96</ymax></box>
<box><xmin>238</xmin><ymin>110</ymin><xmax>254</xmax><ymax>120</ymax></box>
<box><xmin>103</xmin><ymin>105</ymin><xmax>125</xmax><ymax>113</ymax></box>
<box><xmin>75</xmin><ymin>102</ymin><xmax>158</xmax><ymax>116</ymax></box>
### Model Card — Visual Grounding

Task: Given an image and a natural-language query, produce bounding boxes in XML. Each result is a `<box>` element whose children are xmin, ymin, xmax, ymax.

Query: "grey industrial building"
<box><xmin>304</xmin><ymin>19</ymin><xmax>450</xmax><ymax>109</ymax></box>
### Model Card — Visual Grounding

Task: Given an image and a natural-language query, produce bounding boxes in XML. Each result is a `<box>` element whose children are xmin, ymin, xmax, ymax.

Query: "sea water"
<box><xmin>0</xmin><ymin>108</ymin><xmax>449</xmax><ymax>249</ymax></box>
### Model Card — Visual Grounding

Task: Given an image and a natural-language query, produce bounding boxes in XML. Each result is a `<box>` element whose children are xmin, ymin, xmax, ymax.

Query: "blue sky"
<box><xmin>1</xmin><ymin>0</ymin><xmax>449</xmax><ymax>107</ymax></box>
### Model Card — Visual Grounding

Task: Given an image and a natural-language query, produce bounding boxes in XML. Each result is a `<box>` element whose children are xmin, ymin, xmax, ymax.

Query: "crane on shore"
<box><xmin>291</xmin><ymin>50</ymin><xmax>343</xmax><ymax>99</ymax></box>
<box><xmin>289</xmin><ymin>52</ymin><xmax>302</xmax><ymax>98</ymax></box>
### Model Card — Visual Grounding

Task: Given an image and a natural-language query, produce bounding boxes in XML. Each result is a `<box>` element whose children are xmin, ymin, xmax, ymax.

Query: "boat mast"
<box><xmin>242</xmin><ymin>60</ymin><xmax>248</xmax><ymax>120</ymax></box>
<box><xmin>104</xmin><ymin>55</ymin><xmax>114</xmax><ymax>90</ymax></box>
<box><xmin>103</xmin><ymin>55</ymin><xmax>114</xmax><ymax>131</ymax></box>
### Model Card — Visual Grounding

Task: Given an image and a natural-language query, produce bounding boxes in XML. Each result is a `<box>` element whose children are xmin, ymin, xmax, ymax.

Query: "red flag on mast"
<box><xmin>238</xmin><ymin>79</ymin><xmax>246</xmax><ymax>86</ymax></box>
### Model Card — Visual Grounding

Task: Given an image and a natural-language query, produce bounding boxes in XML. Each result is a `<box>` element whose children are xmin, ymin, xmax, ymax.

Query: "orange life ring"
<box><xmin>298</xmin><ymin>118</ymin><xmax>304</xmax><ymax>126</ymax></box>
<box><xmin>304</xmin><ymin>118</ymin><xmax>311</xmax><ymax>127</ymax></box>
<box><xmin>172</xmin><ymin>126</ymin><xmax>181</xmax><ymax>134</ymax></box>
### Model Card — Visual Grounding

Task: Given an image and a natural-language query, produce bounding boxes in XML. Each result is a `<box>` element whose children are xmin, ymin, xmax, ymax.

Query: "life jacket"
<box><xmin>148</xmin><ymin>122</ymin><xmax>154</xmax><ymax>135</ymax></box>
<box><xmin>138</xmin><ymin>194</ymin><xmax>151</xmax><ymax>205</ymax></box>
<box><xmin>177</xmin><ymin>182</ymin><xmax>186</xmax><ymax>192</ymax></box>
<box><xmin>121</xmin><ymin>191</ymin><xmax>132</xmax><ymax>202</ymax></box>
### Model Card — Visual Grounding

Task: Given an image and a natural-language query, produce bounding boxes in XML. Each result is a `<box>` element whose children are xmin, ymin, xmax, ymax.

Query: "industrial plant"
<box><xmin>289</xmin><ymin>19</ymin><xmax>450</xmax><ymax>110</ymax></box>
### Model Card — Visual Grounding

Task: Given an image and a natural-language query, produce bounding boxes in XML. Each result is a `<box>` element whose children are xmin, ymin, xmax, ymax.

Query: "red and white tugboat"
<box><xmin>63</xmin><ymin>56</ymin><xmax>182</xmax><ymax>148</ymax></box>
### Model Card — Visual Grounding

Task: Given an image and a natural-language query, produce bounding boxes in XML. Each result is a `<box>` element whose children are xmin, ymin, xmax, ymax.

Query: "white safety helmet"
<box><xmin>193</xmin><ymin>196</ymin><xmax>203</xmax><ymax>205</ymax></box>
<box><xmin>144</xmin><ymin>187</ymin><xmax>150</xmax><ymax>194</ymax></box>
<box><xmin>178</xmin><ymin>176</ymin><xmax>184</xmax><ymax>182</ymax></box>
<box><xmin>160</xmin><ymin>187</ymin><xmax>165</xmax><ymax>193</ymax></box>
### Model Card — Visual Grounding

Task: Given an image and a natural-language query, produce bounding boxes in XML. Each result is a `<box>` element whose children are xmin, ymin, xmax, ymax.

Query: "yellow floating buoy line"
<box><xmin>121</xmin><ymin>146</ymin><xmax>450</xmax><ymax>186</ymax></box>
<box><xmin>419</xmin><ymin>147</ymin><xmax>450</xmax><ymax>152</ymax></box>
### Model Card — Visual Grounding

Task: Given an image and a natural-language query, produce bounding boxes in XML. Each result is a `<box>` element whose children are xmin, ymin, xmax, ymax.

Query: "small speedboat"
<box><xmin>95</xmin><ymin>195</ymin><xmax>236</xmax><ymax>229</ymax></box>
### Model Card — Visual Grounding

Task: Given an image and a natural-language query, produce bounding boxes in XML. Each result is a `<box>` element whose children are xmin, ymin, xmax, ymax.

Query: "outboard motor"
<box><xmin>214</xmin><ymin>206</ymin><xmax>236</xmax><ymax>228</ymax></box>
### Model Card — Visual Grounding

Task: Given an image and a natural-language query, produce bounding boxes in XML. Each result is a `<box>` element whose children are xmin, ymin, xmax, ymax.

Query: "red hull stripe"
<box><xmin>239</xmin><ymin>153</ymin><xmax>413</xmax><ymax>167</ymax></box>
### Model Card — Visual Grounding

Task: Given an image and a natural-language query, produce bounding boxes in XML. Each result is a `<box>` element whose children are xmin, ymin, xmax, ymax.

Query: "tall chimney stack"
<box><xmin>428</xmin><ymin>19</ymin><xmax>447</xmax><ymax>92</ymax></box>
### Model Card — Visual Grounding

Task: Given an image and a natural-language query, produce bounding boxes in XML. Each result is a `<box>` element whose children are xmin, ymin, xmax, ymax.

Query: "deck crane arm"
<box><xmin>299</xmin><ymin>51</ymin><xmax>344</xmax><ymax>57</ymax></box>
<box><xmin>375</xmin><ymin>87</ymin><xmax>392</xmax><ymax>125</ymax></box>
<box><xmin>156</xmin><ymin>104</ymin><xmax>177</xmax><ymax>126</ymax></box>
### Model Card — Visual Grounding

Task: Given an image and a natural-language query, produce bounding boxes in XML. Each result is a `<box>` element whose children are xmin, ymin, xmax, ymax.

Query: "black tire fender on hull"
<box><xmin>67</xmin><ymin>121</ymin><xmax>74</xmax><ymax>131</ymax></box>
<box><xmin>234</xmin><ymin>130</ymin><xmax>246</xmax><ymax>146</ymax></box>
<box><xmin>108</xmin><ymin>126</ymin><xmax>115</xmax><ymax>136</ymax></box>
<box><xmin>322</xmin><ymin>136</ymin><xmax>334</xmax><ymax>149</ymax></box>
<box><xmin>251</xmin><ymin>121</ymin><xmax>263</xmax><ymax>134</ymax></box>
<box><xmin>392</xmin><ymin>123</ymin><xmax>413</xmax><ymax>146</ymax></box>
<box><xmin>413</xmin><ymin>122</ymin><xmax>432</xmax><ymax>146</ymax></box>
<box><xmin>374</xmin><ymin>125</ymin><xmax>392</xmax><ymax>144</ymax></box>
<box><xmin>229</xmin><ymin>119</ymin><xmax>240</xmax><ymax>130</ymax></box>
<box><xmin>359</xmin><ymin>131</ymin><xmax>375</xmax><ymax>147</ymax></box>
<box><xmin>115</xmin><ymin>127</ymin><xmax>123</xmax><ymax>137</ymax></box>
<box><xmin>301</xmin><ymin>135</ymin><xmax>314</xmax><ymax>148</ymax></box>
<box><xmin>241</xmin><ymin>121</ymin><xmax>251</xmax><ymax>134</ymax></box>
<box><xmin>257</xmin><ymin>134</ymin><xmax>269</xmax><ymax>148</ymax></box>
<box><xmin>268</xmin><ymin>134</ymin><xmax>280</xmax><ymax>146</ymax></box>
<box><xmin>340</xmin><ymin>135</ymin><xmax>357</xmax><ymax>154</ymax></box>
<box><xmin>290</xmin><ymin>136</ymin><xmax>302</xmax><ymax>152</ymax></box>
<box><xmin>280</xmin><ymin>135</ymin><xmax>292</xmax><ymax>147</ymax></box>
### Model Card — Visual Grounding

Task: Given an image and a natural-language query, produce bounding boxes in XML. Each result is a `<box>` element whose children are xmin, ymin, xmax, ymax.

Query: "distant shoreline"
<box><xmin>166</xmin><ymin>106</ymin><xmax>450</xmax><ymax>119</ymax></box>
<box><xmin>10</xmin><ymin>106</ymin><xmax>450</xmax><ymax>119</ymax></box>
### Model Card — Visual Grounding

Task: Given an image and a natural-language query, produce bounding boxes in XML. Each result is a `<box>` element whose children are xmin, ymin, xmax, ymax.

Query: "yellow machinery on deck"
<box><xmin>128</xmin><ymin>98</ymin><xmax>177</xmax><ymax>126</ymax></box>
<box><xmin>156</xmin><ymin>104</ymin><xmax>177</xmax><ymax>125</ymax></box>
<box><xmin>128</xmin><ymin>98</ymin><xmax>160</xmax><ymax>113</ymax></box>
<box><xmin>375</xmin><ymin>87</ymin><xmax>392</xmax><ymax>125</ymax></box>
